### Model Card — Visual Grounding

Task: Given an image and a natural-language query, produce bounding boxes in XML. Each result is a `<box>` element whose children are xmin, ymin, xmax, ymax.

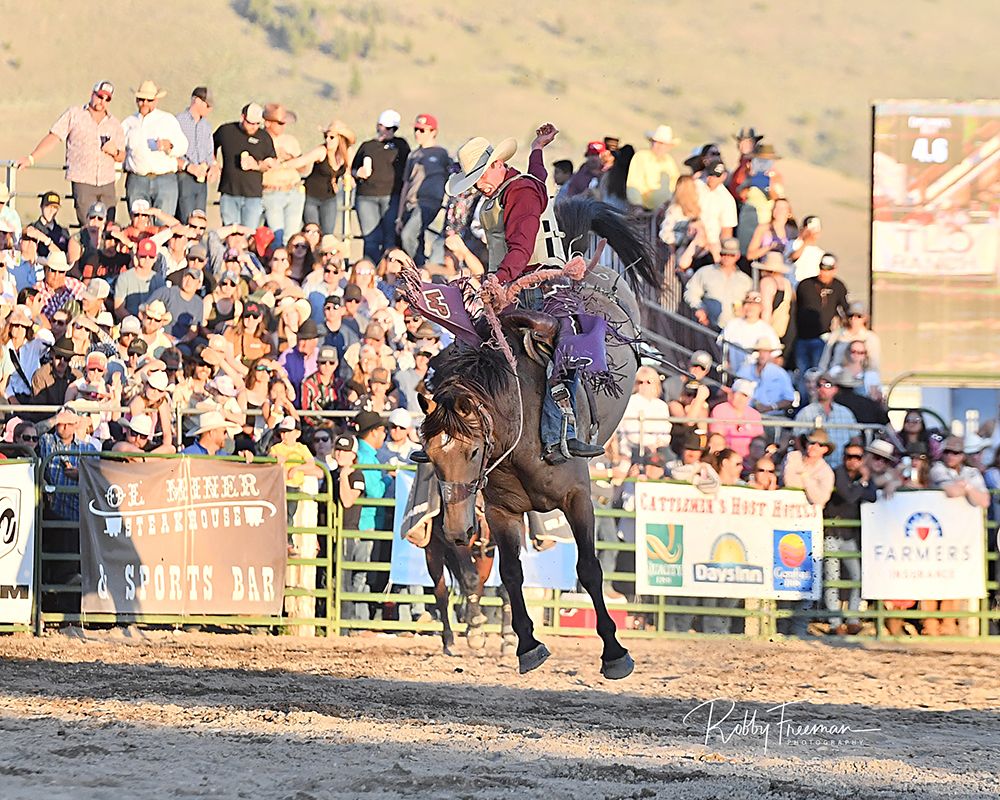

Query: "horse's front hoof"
<box><xmin>600</xmin><ymin>651</ymin><xmax>635</xmax><ymax>680</ymax></box>
<box><xmin>443</xmin><ymin>645</ymin><xmax>458</xmax><ymax>657</ymax></box>
<box><xmin>518</xmin><ymin>643</ymin><xmax>551</xmax><ymax>674</ymax></box>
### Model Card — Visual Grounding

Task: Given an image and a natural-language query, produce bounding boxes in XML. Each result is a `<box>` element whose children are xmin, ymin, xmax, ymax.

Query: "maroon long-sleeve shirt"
<box><xmin>495</xmin><ymin>148</ymin><xmax>548</xmax><ymax>284</ymax></box>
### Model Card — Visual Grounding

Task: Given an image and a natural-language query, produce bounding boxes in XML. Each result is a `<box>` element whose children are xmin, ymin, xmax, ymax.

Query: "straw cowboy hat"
<box><xmin>53</xmin><ymin>407</ymin><xmax>80</xmax><ymax>426</ymax></box>
<box><xmin>751</xmin><ymin>251</ymin><xmax>790</xmax><ymax>275</ymax></box>
<box><xmin>320</xmin><ymin>119</ymin><xmax>356</xmax><ymax>146</ymax></box>
<box><xmin>141</xmin><ymin>299</ymin><xmax>172</xmax><ymax>325</ymax></box>
<box><xmin>802</xmin><ymin>429</ymin><xmax>835</xmax><ymax>455</ymax></box>
<box><xmin>646</xmin><ymin>124</ymin><xmax>680</xmax><ymax>145</ymax></box>
<box><xmin>446</xmin><ymin>136</ymin><xmax>518</xmax><ymax>196</ymax></box>
<box><xmin>133</xmin><ymin>80</ymin><xmax>167</xmax><ymax>100</ymax></box>
<box><xmin>192</xmin><ymin>410</ymin><xmax>240</xmax><ymax>437</ymax></box>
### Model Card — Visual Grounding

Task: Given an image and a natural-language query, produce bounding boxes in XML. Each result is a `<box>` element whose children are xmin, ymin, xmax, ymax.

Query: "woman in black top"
<box><xmin>286</xmin><ymin>120</ymin><xmax>356</xmax><ymax>237</ymax></box>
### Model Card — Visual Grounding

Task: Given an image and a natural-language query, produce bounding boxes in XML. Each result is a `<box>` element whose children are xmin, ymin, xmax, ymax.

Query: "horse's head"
<box><xmin>419</xmin><ymin>386</ymin><xmax>493</xmax><ymax>546</ymax></box>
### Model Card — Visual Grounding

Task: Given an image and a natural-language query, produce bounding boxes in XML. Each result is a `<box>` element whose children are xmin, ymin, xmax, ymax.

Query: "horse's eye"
<box><xmin>470</xmin><ymin>448</ymin><xmax>479</xmax><ymax>460</ymax></box>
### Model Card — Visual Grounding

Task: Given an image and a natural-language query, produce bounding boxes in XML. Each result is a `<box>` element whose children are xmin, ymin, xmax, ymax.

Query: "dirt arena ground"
<box><xmin>1</xmin><ymin>631</ymin><xmax>998</xmax><ymax>799</ymax></box>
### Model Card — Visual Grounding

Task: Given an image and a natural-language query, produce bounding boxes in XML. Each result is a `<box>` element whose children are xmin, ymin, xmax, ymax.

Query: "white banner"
<box><xmin>0</xmin><ymin>462</ymin><xmax>36</xmax><ymax>624</ymax></box>
<box><xmin>635</xmin><ymin>482</ymin><xmax>823</xmax><ymax>599</ymax></box>
<box><xmin>861</xmin><ymin>490</ymin><xmax>986</xmax><ymax>600</ymax></box>
<box><xmin>872</xmin><ymin>220</ymin><xmax>998</xmax><ymax>276</ymax></box>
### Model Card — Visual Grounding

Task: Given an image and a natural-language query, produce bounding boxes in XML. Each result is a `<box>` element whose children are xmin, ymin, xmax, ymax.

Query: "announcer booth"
<box><xmin>871</xmin><ymin>100</ymin><xmax>1000</xmax><ymax>422</ymax></box>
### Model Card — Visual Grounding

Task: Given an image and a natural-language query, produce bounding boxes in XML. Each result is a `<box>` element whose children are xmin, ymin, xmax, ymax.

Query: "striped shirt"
<box><xmin>36</xmin><ymin>277</ymin><xmax>86</xmax><ymax>320</ymax></box>
<box><xmin>49</xmin><ymin>104</ymin><xmax>125</xmax><ymax>186</ymax></box>
<box><xmin>176</xmin><ymin>109</ymin><xmax>215</xmax><ymax>166</ymax></box>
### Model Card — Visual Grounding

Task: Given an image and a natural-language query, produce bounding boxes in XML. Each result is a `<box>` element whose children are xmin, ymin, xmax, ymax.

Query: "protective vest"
<box><xmin>480</xmin><ymin>172</ymin><xmax>566</xmax><ymax>275</ymax></box>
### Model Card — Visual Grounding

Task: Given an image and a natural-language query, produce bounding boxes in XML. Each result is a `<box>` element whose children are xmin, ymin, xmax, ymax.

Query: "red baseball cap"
<box><xmin>136</xmin><ymin>238</ymin><xmax>157</xmax><ymax>258</ymax></box>
<box><xmin>414</xmin><ymin>113</ymin><xmax>438</xmax><ymax>130</ymax></box>
<box><xmin>585</xmin><ymin>141</ymin><xmax>606</xmax><ymax>157</ymax></box>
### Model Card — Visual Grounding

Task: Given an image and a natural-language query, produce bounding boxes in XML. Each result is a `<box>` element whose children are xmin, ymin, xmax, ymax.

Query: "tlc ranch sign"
<box><xmin>80</xmin><ymin>458</ymin><xmax>287</xmax><ymax>615</ymax></box>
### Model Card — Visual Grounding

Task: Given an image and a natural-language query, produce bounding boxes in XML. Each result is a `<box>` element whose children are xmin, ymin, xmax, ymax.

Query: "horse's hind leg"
<box><xmin>450</xmin><ymin>543</ymin><xmax>487</xmax><ymax>654</ymax></box>
<box><xmin>564</xmin><ymin>486</ymin><xmax>633</xmax><ymax>680</ymax></box>
<box><xmin>425</xmin><ymin>534</ymin><xmax>455</xmax><ymax>655</ymax></box>
<box><xmin>487</xmin><ymin>506</ymin><xmax>549</xmax><ymax>674</ymax></box>
<box><xmin>498</xmin><ymin>584</ymin><xmax>517</xmax><ymax>657</ymax></box>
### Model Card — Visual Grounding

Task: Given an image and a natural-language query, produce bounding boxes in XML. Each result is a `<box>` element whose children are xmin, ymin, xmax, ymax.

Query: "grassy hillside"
<box><xmin>2</xmin><ymin>0</ymin><xmax>998</xmax><ymax>294</ymax></box>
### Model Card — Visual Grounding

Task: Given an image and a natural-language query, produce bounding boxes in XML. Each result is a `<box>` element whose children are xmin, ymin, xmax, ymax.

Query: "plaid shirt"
<box><xmin>37</xmin><ymin>277</ymin><xmax>86</xmax><ymax>320</ymax></box>
<box><xmin>49</xmin><ymin>104</ymin><xmax>125</xmax><ymax>186</ymax></box>
<box><xmin>300</xmin><ymin>373</ymin><xmax>342</xmax><ymax>414</ymax></box>
<box><xmin>39</xmin><ymin>432</ymin><xmax>98</xmax><ymax>520</ymax></box>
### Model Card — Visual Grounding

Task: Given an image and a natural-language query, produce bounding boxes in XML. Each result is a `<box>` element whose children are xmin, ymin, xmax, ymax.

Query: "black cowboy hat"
<box><xmin>51</xmin><ymin>337</ymin><xmax>75</xmax><ymax>358</ymax></box>
<box><xmin>354</xmin><ymin>411</ymin><xmax>387</xmax><ymax>435</ymax></box>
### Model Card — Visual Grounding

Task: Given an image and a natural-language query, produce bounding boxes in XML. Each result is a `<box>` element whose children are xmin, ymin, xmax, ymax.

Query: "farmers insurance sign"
<box><xmin>80</xmin><ymin>458</ymin><xmax>287</xmax><ymax>615</ymax></box>
<box><xmin>635</xmin><ymin>482</ymin><xmax>822</xmax><ymax>600</ymax></box>
<box><xmin>861</xmin><ymin>490</ymin><xmax>986</xmax><ymax>600</ymax></box>
<box><xmin>0</xmin><ymin>462</ymin><xmax>36</xmax><ymax>624</ymax></box>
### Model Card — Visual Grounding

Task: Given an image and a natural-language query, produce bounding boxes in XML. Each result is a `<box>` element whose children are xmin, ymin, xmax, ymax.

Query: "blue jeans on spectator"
<box><xmin>343</xmin><ymin>537</ymin><xmax>374</xmax><ymax>623</ymax></box>
<box><xmin>220</xmin><ymin>194</ymin><xmax>264</xmax><ymax>227</ymax></box>
<box><xmin>400</xmin><ymin>202</ymin><xmax>439</xmax><ymax>267</ymax></box>
<box><xmin>795</xmin><ymin>336</ymin><xmax>827</xmax><ymax>396</ymax></box>
<box><xmin>824</xmin><ymin>534</ymin><xmax>861</xmax><ymax>628</ymax></box>
<box><xmin>304</xmin><ymin>193</ymin><xmax>342</xmax><ymax>237</ymax></box>
<box><xmin>176</xmin><ymin>171</ymin><xmax>208</xmax><ymax>221</ymax></box>
<box><xmin>262</xmin><ymin>188</ymin><xmax>305</xmax><ymax>245</ymax></box>
<box><xmin>355</xmin><ymin>194</ymin><xmax>398</xmax><ymax>262</ymax></box>
<box><xmin>126</xmin><ymin>172</ymin><xmax>179</xmax><ymax>217</ymax></box>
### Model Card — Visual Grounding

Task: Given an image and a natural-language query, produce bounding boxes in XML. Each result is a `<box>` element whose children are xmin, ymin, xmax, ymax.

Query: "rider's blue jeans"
<box><xmin>540</xmin><ymin>370</ymin><xmax>579</xmax><ymax>448</ymax></box>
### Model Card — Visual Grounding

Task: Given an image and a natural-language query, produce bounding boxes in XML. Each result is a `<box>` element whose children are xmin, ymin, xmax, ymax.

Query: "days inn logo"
<box><xmin>904</xmin><ymin>512</ymin><xmax>942</xmax><ymax>541</ymax></box>
<box><xmin>694</xmin><ymin>533</ymin><xmax>764</xmax><ymax>585</ymax></box>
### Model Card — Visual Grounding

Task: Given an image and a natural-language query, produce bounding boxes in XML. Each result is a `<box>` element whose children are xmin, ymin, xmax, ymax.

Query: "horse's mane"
<box><xmin>422</xmin><ymin>343</ymin><xmax>515</xmax><ymax>441</ymax></box>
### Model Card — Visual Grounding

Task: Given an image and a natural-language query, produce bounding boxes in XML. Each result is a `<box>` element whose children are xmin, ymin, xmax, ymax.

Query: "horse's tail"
<box><xmin>554</xmin><ymin>196</ymin><xmax>661</xmax><ymax>295</ymax></box>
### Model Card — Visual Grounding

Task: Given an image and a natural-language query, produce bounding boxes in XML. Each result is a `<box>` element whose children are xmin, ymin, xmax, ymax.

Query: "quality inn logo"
<box><xmin>646</xmin><ymin>523</ymin><xmax>683</xmax><ymax>587</ymax></box>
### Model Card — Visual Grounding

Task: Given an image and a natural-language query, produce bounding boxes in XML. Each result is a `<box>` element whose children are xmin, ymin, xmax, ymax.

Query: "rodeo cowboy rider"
<box><xmin>415</xmin><ymin>122</ymin><xmax>604</xmax><ymax>465</ymax></box>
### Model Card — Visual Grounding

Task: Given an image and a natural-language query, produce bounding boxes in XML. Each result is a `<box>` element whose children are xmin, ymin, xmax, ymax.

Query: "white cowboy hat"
<box><xmin>446</xmin><ymin>136</ymin><xmax>518</xmax><ymax>196</ymax></box>
<box><xmin>751</xmin><ymin>251</ymin><xmax>790</xmax><ymax>275</ymax></box>
<box><xmin>128</xmin><ymin>415</ymin><xmax>154</xmax><ymax>437</ymax></box>
<box><xmin>192</xmin><ymin>410</ymin><xmax>240</xmax><ymax>436</ymax></box>
<box><xmin>132</xmin><ymin>80</ymin><xmax>167</xmax><ymax>101</ymax></box>
<box><xmin>646</xmin><ymin>124</ymin><xmax>680</xmax><ymax>145</ymax></box>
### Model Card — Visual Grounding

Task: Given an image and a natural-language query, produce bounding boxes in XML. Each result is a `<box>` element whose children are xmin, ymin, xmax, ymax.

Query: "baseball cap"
<box><xmin>819</xmin><ymin>252</ymin><xmax>838</xmax><ymax>270</ymax></box>
<box><xmin>378</xmin><ymin>109</ymin><xmax>401</xmax><ymax>128</ymax></box>
<box><xmin>690</xmin><ymin>350</ymin><xmax>712</xmax><ymax>370</ymax></box>
<box><xmin>704</xmin><ymin>159</ymin><xmax>727</xmax><ymax>177</ymax></box>
<box><xmin>334</xmin><ymin>433</ymin><xmax>357</xmax><ymax>452</ymax></box>
<box><xmin>92</xmin><ymin>81</ymin><xmax>114</xmax><ymax>99</ymax></box>
<box><xmin>803</xmin><ymin>215</ymin><xmax>822</xmax><ymax>232</ymax></box>
<box><xmin>732</xmin><ymin>378</ymin><xmax>756</xmax><ymax>397</ymax></box>
<box><xmin>136</xmin><ymin>238</ymin><xmax>157</xmax><ymax>258</ymax></box>
<box><xmin>96</xmin><ymin>311</ymin><xmax>114</xmax><ymax>328</ymax></box>
<box><xmin>131</xmin><ymin>198</ymin><xmax>151</xmax><ymax>215</ymax></box>
<box><xmin>720</xmin><ymin>237</ymin><xmax>740</xmax><ymax>256</ymax></box>
<box><xmin>86</xmin><ymin>202</ymin><xmax>108</xmax><ymax>220</ymax></box>
<box><xmin>128</xmin><ymin>415</ymin><xmax>154</xmax><ymax>437</ymax></box>
<box><xmin>242</xmin><ymin>301</ymin><xmax>264</xmax><ymax>319</ymax></box>
<box><xmin>120</xmin><ymin>315</ymin><xmax>141</xmax><ymax>335</ymax></box>
<box><xmin>354</xmin><ymin>411</ymin><xmax>387</xmax><ymax>434</ymax></box>
<box><xmin>277</xmin><ymin>416</ymin><xmax>299</xmax><ymax>432</ymax></box>
<box><xmin>388</xmin><ymin>408</ymin><xmax>412</xmax><ymax>429</ymax></box>
<box><xmin>317</xmin><ymin>345</ymin><xmax>338</xmax><ymax>363</ymax></box>
<box><xmin>40</xmin><ymin>191</ymin><xmax>61</xmax><ymax>207</ymax></box>
<box><xmin>370</xmin><ymin>367</ymin><xmax>390</xmax><ymax>385</ymax></box>
<box><xmin>585</xmin><ymin>140</ymin><xmax>606</xmax><ymax>157</ymax></box>
<box><xmin>189</xmin><ymin>209</ymin><xmax>208</xmax><ymax>221</ymax></box>
<box><xmin>243</xmin><ymin>103</ymin><xmax>265</xmax><ymax>124</ymax></box>
<box><xmin>343</xmin><ymin>284</ymin><xmax>363</xmax><ymax>302</ymax></box>
<box><xmin>85</xmin><ymin>351</ymin><xmax>109</xmax><ymax>371</ymax></box>
<box><xmin>324</xmin><ymin>294</ymin><xmax>343</xmax><ymax>309</ymax></box>
<box><xmin>188</xmin><ymin>243</ymin><xmax>208</xmax><ymax>261</ymax></box>
<box><xmin>191</xmin><ymin>86</ymin><xmax>214</xmax><ymax>106</ymax></box>
<box><xmin>82</xmin><ymin>278</ymin><xmax>111</xmax><ymax>302</ymax></box>
<box><xmin>414</xmin><ymin>113</ymin><xmax>438</xmax><ymax>130</ymax></box>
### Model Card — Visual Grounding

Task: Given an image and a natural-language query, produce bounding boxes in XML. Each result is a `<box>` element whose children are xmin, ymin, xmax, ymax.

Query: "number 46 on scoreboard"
<box><xmin>911</xmin><ymin>137</ymin><xmax>949</xmax><ymax>164</ymax></box>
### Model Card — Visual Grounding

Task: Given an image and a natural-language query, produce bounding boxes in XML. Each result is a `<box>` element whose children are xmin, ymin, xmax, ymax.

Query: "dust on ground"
<box><xmin>1</xmin><ymin>631</ymin><xmax>998</xmax><ymax>799</ymax></box>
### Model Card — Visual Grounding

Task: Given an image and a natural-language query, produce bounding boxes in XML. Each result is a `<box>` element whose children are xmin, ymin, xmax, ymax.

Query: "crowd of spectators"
<box><xmin>1</xmin><ymin>79</ymin><xmax>995</xmax><ymax>636</ymax></box>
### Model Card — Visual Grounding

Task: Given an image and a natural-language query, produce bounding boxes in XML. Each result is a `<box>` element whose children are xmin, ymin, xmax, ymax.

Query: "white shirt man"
<box><xmin>696</xmin><ymin>160</ymin><xmax>737</xmax><ymax>253</ymax></box>
<box><xmin>122</xmin><ymin>99</ymin><xmax>188</xmax><ymax>176</ymax></box>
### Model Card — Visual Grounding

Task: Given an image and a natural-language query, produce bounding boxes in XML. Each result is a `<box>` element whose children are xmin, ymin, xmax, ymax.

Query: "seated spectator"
<box><xmin>3</xmin><ymin>304</ymin><xmax>51</xmax><ymax>402</ymax></box>
<box><xmin>668</xmin><ymin>378</ymin><xmax>710</xmax><ymax>456</ymax></box>
<box><xmin>747</xmin><ymin>455</ymin><xmax>778</xmax><ymax>490</ymax></box>
<box><xmin>695</xmin><ymin>160</ymin><xmax>738</xmax><ymax>261</ymax></box>
<box><xmin>708</xmin><ymin>379</ymin><xmax>764</xmax><ymax>458</ymax></box>
<box><xmin>663</xmin><ymin>350</ymin><xmax>713</xmax><ymax>404</ymax></box>
<box><xmin>138</xmin><ymin>299</ymin><xmax>174</xmax><ymax>357</ymax></box>
<box><xmin>114</xmin><ymin>238</ymin><xmax>166</xmax><ymax>320</ymax></box>
<box><xmin>354</xmin><ymin>366</ymin><xmax>398</xmax><ymax>413</ymax></box>
<box><xmin>224</xmin><ymin>301</ymin><xmax>274</xmax><ymax>364</ymax></box>
<box><xmin>27</xmin><ymin>190</ymin><xmax>71</xmax><ymax>258</ymax></box>
<box><xmin>301</xmin><ymin>345</ymin><xmax>343</xmax><ymax>421</ymax></box>
<box><xmin>149</xmin><ymin>266</ymin><xmax>206</xmax><ymax>344</ymax></box>
<box><xmin>620</xmin><ymin>366</ymin><xmax>672</xmax><ymax>455</ymax></box>
<box><xmin>794</xmin><ymin>373</ymin><xmax>858</xmax><ymax>468</ymax></box>
<box><xmin>866</xmin><ymin>439</ymin><xmax>902</xmax><ymax>498</ymax></box>
<box><xmin>896</xmin><ymin>410</ymin><xmax>940</xmax><ymax>461</ymax></box>
<box><xmin>712</xmin><ymin>448</ymin><xmax>745</xmax><ymax>485</ymax></box>
<box><xmin>683</xmin><ymin>237</ymin><xmax>752</xmax><ymax>329</ymax></box>
<box><xmin>36</xmin><ymin>250</ymin><xmax>85</xmax><ymax>322</ymax></box>
<box><xmin>818</xmin><ymin>300</ymin><xmax>881</xmax><ymax>374</ymax></box>
<box><xmin>379</xmin><ymin>408</ymin><xmax>417</xmax><ymax>462</ymax></box>
<box><xmin>31</xmin><ymin>337</ymin><xmax>81</xmax><ymax>408</ymax></box>
<box><xmin>737</xmin><ymin>338</ymin><xmax>793</xmax><ymax>417</ymax></box>
<box><xmin>278</xmin><ymin>318</ymin><xmax>320</xmax><ymax>402</ymax></box>
<box><xmin>719</xmin><ymin>290</ymin><xmax>779</xmax><ymax>374</ymax></box>
<box><xmin>831</xmin><ymin>339</ymin><xmax>882</xmax><ymax>402</ymax></box>
<box><xmin>666</xmin><ymin>431</ymin><xmax>705</xmax><ymax>481</ymax></box>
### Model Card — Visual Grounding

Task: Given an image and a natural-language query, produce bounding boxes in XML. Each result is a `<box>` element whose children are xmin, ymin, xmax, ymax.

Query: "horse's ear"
<box><xmin>418</xmin><ymin>393</ymin><xmax>436</xmax><ymax>415</ymax></box>
<box><xmin>454</xmin><ymin>395</ymin><xmax>475</xmax><ymax>418</ymax></box>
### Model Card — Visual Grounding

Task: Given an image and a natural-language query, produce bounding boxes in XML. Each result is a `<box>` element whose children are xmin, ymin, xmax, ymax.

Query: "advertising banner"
<box><xmin>80</xmin><ymin>458</ymin><xmax>287</xmax><ymax>615</ymax></box>
<box><xmin>861</xmin><ymin>490</ymin><xmax>986</xmax><ymax>600</ymax></box>
<box><xmin>0</xmin><ymin>462</ymin><xmax>36</xmax><ymax>625</ymax></box>
<box><xmin>635</xmin><ymin>482</ymin><xmax>823</xmax><ymax>600</ymax></box>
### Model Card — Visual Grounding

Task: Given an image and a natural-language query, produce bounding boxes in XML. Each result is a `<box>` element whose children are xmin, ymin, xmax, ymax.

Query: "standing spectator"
<box><xmin>696</xmin><ymin>160</ymin><xmax>738</xmax><ymax>260</ymax></box>
<box><xmin>17</xmin><ymin>81</ymin><xmax>125</xmax><ymax>225</ymax></box>
<box><xmin>748</xmin><ymin>455</ymin><xmax>779</xmax><ymax>490</ymax></box>
<box><xmin>39</xmin><ymin>407</ymin><xmax>98</xmax><ymax>521</ymax></box>
<box><xmin>619</xmin><ymin>366</ymin><xmax>672</xmax><ymax>455</ymax></box>
<box><xmin>818</xmin><ymin>301</ymin><xmax>882</xmax><ymax>374</ymax></box>
<box><xmin>784</xmin><ymin>431</ymin><xmax>836</xmax><ymax>507</ymax></box>
<box><xmin>924</xmin><ymin>435</ymin><xmax>990</xmax><ymax>636</ymax></box>
<box><xmin>663</xmin><ymin>350</ymin><xmax>713</xmax><ymax>404</ymax></box>
<box><xmin>794</xmin><ymin>253</ymin><xmax>848</xmax><ymax>387</ymax></box>
<box><xmin>13</xmin><ymin>229</ymin><xmax>45</xmax><ymax>292</ymax></box>
<box><xmin>832</xmin><ymin>340</ymin><xmax>882</xmax><ymax>403</ymax></box>
<box><xmin>683</xmin><ymin>237</ymin><xmax>753</xmax><ymax>328</ymax></box>
<box><xmin>788</xmin><ymin>215</ymin><xmax>824</xmax><ymax>285</ymax></box>
<box><xmin>113</xmin><ymin>239</ymin><xmax>167</xmax><ymax>319</ymax></box>
<box><xmin>395</xmin><ymin>345</ymin><xmax>432</xmax><ymax>417</ymax></box>
<box><xmin>794</xmin><ymin>373</ymin><xmax>858</xmax><ymax>468</ymax></box>
<box><xmin>709</xmin><ymin>379</ymin><xmax>765</xmax><ymax>458</ymax></box>
<box><xmin>288</xmin><ymin>120</ymin><xmax>355</xmax><ymax>237</ymax></box>
<box><xmin>552</xmin><ymin>159</ymin><xmax>574</xmax><ymax>200</ymax></box>
<box><xmin>565</xmin><ymin>141</ymin><xmax>606</xmax><ymax>198</ymax></box>
<box><xmin>719</xmin><ymin>290</ymin><xmax>779</xmax><ymax>374</ymax></box>
<box><xmin>26</xmin><ymin>191</ymin><xmax>70</xmax><ymax>258</ymax></box>
<box><xmin>182</xmin><ymin>410</ymin><xmax>238</xmax><ymax>456</ymax></box>
<box><xmin>737</xmin><ymin>338</ymin><xmax>794</xmax><ymax>417</ymax></box>
<box><xmin>397</xmin><ymin>113</ymin><xmax>450</xmax><ymax>267</ymax></box>
<box><xmin>625</xmin><ymin>124</ymin><xmax>680</xmax><ymax>211</ymax></box>
<box><xmin>214</xmin><ymin>103</ymin><xmax>277</xmax><ymax>227</ymax></box>
<box><xmin>261</xmin><ymin>103</ymin><xmax>305</xmax><ymax>243</ymax></box>
<box><xmin>175</xmin><ymin>87</ymin><xmax>219</xmax><ymax>221</ymax></box>
<box><xmin>727</xmin><ymin>127</ymin><xmax>763</xmax><ymax>199</ymax></box>
<box><xmin>352</xmin><ymin>109</ymin><xmax>410</xmax><ymax>262</ymax></box>
<box><xmin>659</xmin><ymin>175</ymin><xmax>703</xmax><ymax>273</ymax></box>
<box><xmin>824</xmin><ymin>441</ymin><xmax>876</xmax><ymax>635</ymax></box>
<box><xmin>754</xmin><ymin>251</ymin><xmax>796</xmax><ymax>354</ymax></box>
<box><xmin>121</xmin><ymin>80</ymin><xmax>188</xmax><ymax>216</ymax></box>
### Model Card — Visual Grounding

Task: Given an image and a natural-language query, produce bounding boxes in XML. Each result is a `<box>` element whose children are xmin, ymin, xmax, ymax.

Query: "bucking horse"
<box><xmin>406</xmin><ymin>197</ymin><xmax>660</xmax><ymax>679</ymax></box>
